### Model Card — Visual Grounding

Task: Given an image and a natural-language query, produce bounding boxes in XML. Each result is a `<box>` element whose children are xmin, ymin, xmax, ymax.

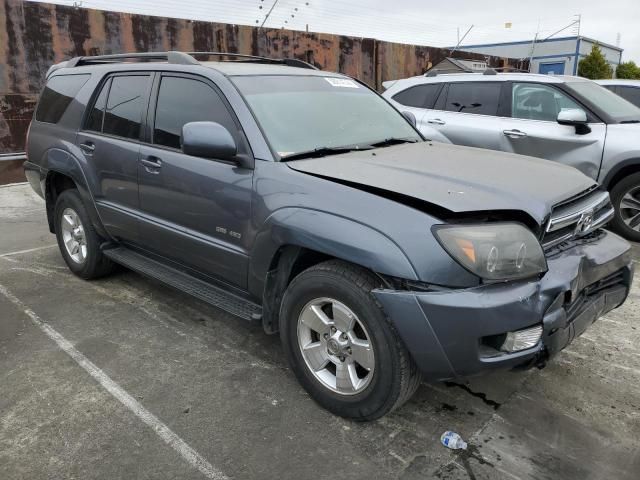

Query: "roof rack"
<box><xmin>57</xmin><ymin>51</ymin><xmax>317</xmax><ymax>72</ymax></box>
<box><xmin>425</xmin><ymin>68</ymin><xmax>500</xmax><ymax>77</ymax></box>
<box><xmin>490</xmin><ymin>66</ymin><xmax>530</xmax><ymax>73</ymax></box>
<box><xmin>186</xmin><ymin>52</ymin><xmax>317</xmax><ymax>70</ymax></box>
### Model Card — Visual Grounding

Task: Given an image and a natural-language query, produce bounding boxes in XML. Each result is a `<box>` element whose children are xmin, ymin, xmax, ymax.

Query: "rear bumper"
<box><xmin>373</xmin><ymin>230</ymin><xmax>634</xmax><ymax>381</ymax></box>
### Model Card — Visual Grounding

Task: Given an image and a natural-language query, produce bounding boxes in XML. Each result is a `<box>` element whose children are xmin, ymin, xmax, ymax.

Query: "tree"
<box><xmin>616</xmin><ymin>61</ymin><xmax>640</xmax><ymax>79</ymax></box>
<box><xmin>578</xmin><ymin>44</ymin><xmax>613</xmax><ymax>79</ymax></box>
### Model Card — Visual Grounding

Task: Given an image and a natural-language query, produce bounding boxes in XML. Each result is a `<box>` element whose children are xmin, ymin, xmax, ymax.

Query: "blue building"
<box><xmin>458</xmin><ymin>36</ymin><xmax>623</xmax><ymax>76</ymax></box>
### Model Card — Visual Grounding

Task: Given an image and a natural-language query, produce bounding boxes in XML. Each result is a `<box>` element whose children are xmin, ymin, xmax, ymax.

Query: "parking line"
<box><xmin>0</xmin><ymin>244</ymin><xmax>58</xmax><ymax>258</ymax></box>
<box><xmin>0</xmin><ymin>283</ymin><xmax>228</xmax><ymax>480</ymax></box>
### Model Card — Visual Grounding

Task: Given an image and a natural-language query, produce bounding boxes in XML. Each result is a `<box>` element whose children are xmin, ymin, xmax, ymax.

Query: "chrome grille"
<box><xmin>542</xmin><ymin>189</ymin><xmax>614</xmax><ymax>250</ymax></box>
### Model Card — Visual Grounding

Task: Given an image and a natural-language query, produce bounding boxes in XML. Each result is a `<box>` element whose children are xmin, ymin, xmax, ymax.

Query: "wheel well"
<box><xmin>285</xmin><ymin>248</ymin><xmax>332</xmax><ymax>284</ymax></box>
<box><xmin>605</xmin><ymin>163</ymin><xmax>640</xmax><ymax>191</ymax></box>
<box><xmin>261</xmin><ymin>246</ymin><xmax>340</xmax><ymax>334</ymax></box>
<box><xmin>45</xmin><ymin>172</ymin><xmax>77</xmax><ymax>233</ymax></box>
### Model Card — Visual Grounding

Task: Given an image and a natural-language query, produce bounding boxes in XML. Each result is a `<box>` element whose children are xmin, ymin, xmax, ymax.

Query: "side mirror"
<box><xmin>557</xmin><ymin>109</ymin><xmax>591</xmax><ymax>135</ymax></box>
<box><xmin>402</xmin><ymin>111</ymin><xmax>417</xmax><ymax>127</ymax></box>
<box><xmin>181</xmin><ymin>121</ymin><xmax>237</xmax><ymax>161</ymax></box>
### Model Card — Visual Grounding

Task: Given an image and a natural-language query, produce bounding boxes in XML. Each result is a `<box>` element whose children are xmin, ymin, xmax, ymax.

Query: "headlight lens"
<box><xmin>434</xmin><ymin>223</ymin><xmax>547</xmax><ymax>281</ymax></box>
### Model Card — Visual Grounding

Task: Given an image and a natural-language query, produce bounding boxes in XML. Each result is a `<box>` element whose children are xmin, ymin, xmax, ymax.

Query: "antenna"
<box><xmin>543</xmin><ymin>15</ymin><xmax>581</xmax><ymax>42</ymax></box>
<box><xmin>573</xmin><ymin>14</ymin><xmax>581</xmax><ymax>36</ymax></box>
<box><xmin>449</xmin><ymin>25</ymin><xmax>474</xmax><ymax>55</ymax></box>
<box><xmin>260</xmin><ymin>0</ymin><xmax>281</xmax><ymax>28</ymax></box>
<box><xmin>527</xmin><ymin>19</ymin><xmax>541</xmax><ymax>72</ymax></box>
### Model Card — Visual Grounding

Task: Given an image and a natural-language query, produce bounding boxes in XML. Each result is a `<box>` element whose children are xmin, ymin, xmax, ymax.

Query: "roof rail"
<box><xmin>491</xmin><ymin>66</ymin><xmax>529</xmax><ymax>73</ymax></box>
<box><xmin>58</xmin><ymin>51</ymin><xmax>318</xmax><ymax>71</ymax></box>
<box><xmin>67</xmin><ymin>51</ymin><xmax>198</xmax><ymax>67</ymax></box>
<box><xmin>186</xmin><ymin>52</ymin><xmax>318</xmax><ymax>69</ymax></box>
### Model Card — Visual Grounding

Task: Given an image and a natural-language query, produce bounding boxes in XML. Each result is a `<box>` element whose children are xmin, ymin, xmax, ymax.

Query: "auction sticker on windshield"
<box><xmin>325</xmin><ymin>78</ymin><xmax>359</xmax><ymax>88</ymax></box>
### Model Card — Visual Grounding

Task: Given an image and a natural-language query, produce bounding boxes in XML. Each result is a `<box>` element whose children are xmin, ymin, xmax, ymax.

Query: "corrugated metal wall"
<box><xmin>0</xmin><ymin>0</ymin><xmax>522</xmax><ymax>157</ymax></box>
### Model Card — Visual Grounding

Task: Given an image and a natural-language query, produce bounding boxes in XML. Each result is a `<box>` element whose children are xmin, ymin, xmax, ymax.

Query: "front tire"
<box><xmin>609</xmin><ymin>172</ymin><xmax>640</xmax><ymax>242</ymax></box>
<box><xmin>279</xmin><ymin>260</ymin><xmax>421</xmax><ymax>420</ymax></box>
<box><xmin>54</xmin><ymin>189</ymin><xmax>114</xmax><ymax>279</ymax></box>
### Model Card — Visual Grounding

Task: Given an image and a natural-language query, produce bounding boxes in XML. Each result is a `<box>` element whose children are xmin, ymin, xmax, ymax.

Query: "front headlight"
<box><xmin>433</xmin><ymin>223</ymin><xmax>547</xmax><ymax>281</ymax></box>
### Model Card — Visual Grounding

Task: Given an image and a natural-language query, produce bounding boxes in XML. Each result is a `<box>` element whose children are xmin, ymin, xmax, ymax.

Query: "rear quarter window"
<box><xmin>35</xmin><ymin>74</ymin><xmax>90</xmax><ymax>123</ymax></box>
<box><xmin>392</xmin><ymin>84</ymin><xmax>441</xmax><ymax>108</ymax></box>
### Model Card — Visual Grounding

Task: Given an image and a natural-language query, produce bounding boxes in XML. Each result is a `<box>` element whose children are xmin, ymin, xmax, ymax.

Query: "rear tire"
<box><xmin>279</xmin><ymin>260</ymin><xmax>421</xmax><ymax>420</ymax></box>
<box><xmin>609</xmin><ymin>173</ymin><xmax>640</xmax><ymax>242</ymax></box>
<box><xmin>54</xmin><ymin>189</ymin><xmax>114</xmax><ymax>279</ymax></box>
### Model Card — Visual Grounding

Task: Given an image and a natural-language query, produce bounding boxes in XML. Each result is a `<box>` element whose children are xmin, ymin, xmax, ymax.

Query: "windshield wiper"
<box><xmin>621</xmin><ymin>120</ymin><xmax>640</xmax><ymax>124</ymax></box>
<box><xmin>280</xmin><ymin>145</ymin><xmax>370</xmax><ymax>161</ymax></box>
<box><xmin>366</xmin><ymin>137</ymin><xmax>420</xmax><ymax>148</ymax></box>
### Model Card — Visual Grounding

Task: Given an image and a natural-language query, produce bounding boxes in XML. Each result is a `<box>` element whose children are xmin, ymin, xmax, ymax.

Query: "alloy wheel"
<box><xmin>60</xmin><ymin>207</ymin><xmax>88</xmax><ymax>264</ymax></box>
<box><xmin>619</xmin><ymin>186</ymin><xmax>640</xmax><ymax>232</ymax></box>
<box><xmin>297</xmin><ymin>297</ymin><xmax>375</xmax><ymax>395</ymax></box>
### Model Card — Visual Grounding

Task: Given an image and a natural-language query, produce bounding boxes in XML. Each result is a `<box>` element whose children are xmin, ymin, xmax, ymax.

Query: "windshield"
<box><xmin>232</xmin><ymin>75</ymin><xmax>422</xmax><ymax>158</ymax></box>
<box><xmin>565</xmin><ymin>81</ymin><xmax>640</xmax><ymax>122</ymax></box>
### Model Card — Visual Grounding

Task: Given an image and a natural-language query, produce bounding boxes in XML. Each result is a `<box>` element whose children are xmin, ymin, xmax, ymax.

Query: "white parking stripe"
<box><xmin>0</xmin><ymin>244</ymin><xmax>58</xmax><ymax>257</ymax></box>
<box><xmin>0</xmin><ymin>283</ymin><xmax>228</xmax><ymax>480</ymax></box>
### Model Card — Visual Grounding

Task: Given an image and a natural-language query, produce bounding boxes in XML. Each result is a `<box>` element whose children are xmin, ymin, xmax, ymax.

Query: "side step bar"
<box><xmin>103</xmin><ymin>247</ymin><xmax>262</xmax><ymax>321</ymax></box>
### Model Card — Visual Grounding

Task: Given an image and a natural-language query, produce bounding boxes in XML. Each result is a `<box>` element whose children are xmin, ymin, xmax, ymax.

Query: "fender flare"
<box><xmin>600</xmin><ymin>157</ymin><xmax>640</xmax><ymax>189</ymax></box>
<box><xmin>42</xmin><ymin>148</ymin><xmax>110</xmax><ymax>239</ymax></box>
<box><xmin>248</xmin><ymin>207</ymin><xmax>418</xmax><ymax>300</ymax></box>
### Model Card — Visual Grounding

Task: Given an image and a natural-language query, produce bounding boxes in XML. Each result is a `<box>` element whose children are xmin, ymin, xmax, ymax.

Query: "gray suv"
<box><xmin>383</xmin><ymin>73</ymin><xmax>640</xmax><ymax>241</ymax></box>
<box><xmin>25</xmin><ymin>52</ymin><xmax>633</xmax><ymax>420</ymax></box>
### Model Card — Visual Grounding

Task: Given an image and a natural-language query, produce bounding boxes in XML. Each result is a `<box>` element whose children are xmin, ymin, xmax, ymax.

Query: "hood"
<box><xmin>286</xmin><ymin>142</ymin><xmax>597</xmax><ymax>225</ymax></box>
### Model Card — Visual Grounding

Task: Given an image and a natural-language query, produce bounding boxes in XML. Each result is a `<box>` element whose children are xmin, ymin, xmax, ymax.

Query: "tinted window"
<box><xmin>85</xmin><ymin>78</ymin><xmax>110</xmax><ymax>132</ymax></box>
<box><xmin>153</xmin><ymin>77</ymin><xmax>237</xmax><ymax>150</ymax></box>
<box><xmin>512</xmin><ymin>83</ymin><xmax>581</xmax><ymax>121</ymax></box>
<box><xmin>35</xmin><ymin>74</ymin><xmax>90</xmax><ymax>123</ymax></box>
<box><xmin>444</xmin><ymin>82</ymin><xmax>501</xmax><ymax>116</ymax></box>
<box><xmin>392</xmin><ymin>84</ymin><xmax>441</xmax><ymax>108</ymax></box>
<box><xmin>618</xmin><ymin>86</ymin><xmax>640</xmax><ymax>108</ymax></box>
<box><xmin>103</xmin><ymin>75</ymin><xmax>149</xmax><ymax>140</ymax></box>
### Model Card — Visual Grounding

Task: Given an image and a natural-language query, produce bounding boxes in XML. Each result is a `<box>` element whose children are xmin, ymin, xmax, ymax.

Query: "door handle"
<box><xmin>428</xmin><ymin>118</ymin><xmax>446</xmax><ymax>125</ymax></box>
<box><xmin>503</xmin><ymin>129</ymin><xmax>527</xmax><ymax>138</ymax></box>
<box><xmin>79</xmin><ymin>142</ymin><xmax>95</xmax><ymax>154</ymax></box>
<box><xmin>141</xmin><ymin>156</ymin><xmax>162</xmax><ymax>173</ymax></box>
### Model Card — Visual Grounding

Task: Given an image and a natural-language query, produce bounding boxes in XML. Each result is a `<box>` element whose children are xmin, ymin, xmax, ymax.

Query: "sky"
<box><xmin>32</xmin><ymin>0</ymin><xmax>640</xmax><ymax>62</ymax></box>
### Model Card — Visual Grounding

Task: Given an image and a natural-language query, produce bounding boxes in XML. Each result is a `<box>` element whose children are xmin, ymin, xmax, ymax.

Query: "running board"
<box><xmin>103</xmin><ymin>247</ymin><xmax>262</xmax><ymax>321</ymax></box>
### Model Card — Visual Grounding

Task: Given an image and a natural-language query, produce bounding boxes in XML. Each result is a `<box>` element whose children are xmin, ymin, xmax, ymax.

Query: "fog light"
<box><xmin>500</xmin><ymin>325</ymin><xmax>543</xmax><ymax>352</ymax></box>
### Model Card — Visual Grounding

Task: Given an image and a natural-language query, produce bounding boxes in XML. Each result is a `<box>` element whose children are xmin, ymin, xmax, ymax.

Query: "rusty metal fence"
<box><xmin>1</xmin><ymin>0</ymin><xmax>523</xmax><ymax>164</ymax></box>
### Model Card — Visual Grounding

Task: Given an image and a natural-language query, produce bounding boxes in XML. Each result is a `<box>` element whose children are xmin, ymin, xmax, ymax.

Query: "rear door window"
<box><xmin>392</xmin><ymin>84</ymin><xmax>441</xmax><ymax>109</ymax></box>
<box><xmin>617</xmin><ymin>86</ymin><xmax>640</xmax><ymax>108</ymax></box>
<box><xmin>102</xmin><ymin>75</ymin><xmax>150</xmax><ymax>140</ymax></box>
<box><xmin>35</xmin><ymin>74</ymin><xmax>90</xmax><ymax>123</ymax></box>
<box><xmin>153</xmin><ymin>76</ymin><xmax>238</xmax><ymax>150</ymax></box>
<box><xmin>444</xmin><ymin>82</ymin><xmax>501</xmax><ymax>116</ymax></box>
<box><xmin>85</xmin><ymin>78</ymin><xmax>111</xmax><ymax>132</ymax></box>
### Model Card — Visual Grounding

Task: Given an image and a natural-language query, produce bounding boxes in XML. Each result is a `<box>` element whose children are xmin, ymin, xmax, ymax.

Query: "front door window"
<box><xmin>511</xmin><ymin>83</ymin><xmax>582</xmax><ymax>122</ymax></box>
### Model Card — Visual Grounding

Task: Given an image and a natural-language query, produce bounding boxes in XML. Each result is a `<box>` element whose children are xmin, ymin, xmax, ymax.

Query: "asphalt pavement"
<box><xmin>1</xmin><ymin>182</ymin><xmax>639</xmax><ymax>480</ymax></box>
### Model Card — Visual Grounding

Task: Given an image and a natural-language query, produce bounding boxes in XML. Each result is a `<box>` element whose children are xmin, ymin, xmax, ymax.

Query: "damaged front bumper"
<box><xmin>373</xmin><ymin>230</ymin><xmax>634</xmax><ymax>381</ymax></box>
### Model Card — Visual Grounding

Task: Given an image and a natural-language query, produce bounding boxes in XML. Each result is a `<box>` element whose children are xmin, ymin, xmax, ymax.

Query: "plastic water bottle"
<box><xmin>440</xmin><ymin>431</ymin><xmax>468</xmax><ymax>450</ymax></box>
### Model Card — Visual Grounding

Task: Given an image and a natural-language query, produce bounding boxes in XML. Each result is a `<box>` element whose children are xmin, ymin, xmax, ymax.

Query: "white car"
<box><xmin>596</xmin><ymin>79</ymin><xmax>640</xmax><ymax>108</ymax></box>
<box><xmin>383</xmin><ymin>72</ymin><xmax>640</xmax><ymax>241</ymax></box>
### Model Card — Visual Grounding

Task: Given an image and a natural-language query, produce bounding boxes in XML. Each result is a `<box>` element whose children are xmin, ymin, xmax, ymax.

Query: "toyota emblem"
<box><xmin>575</xmin><ymin>211</ymin><xmax>594</xmax><ymax>234</ymax></box>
